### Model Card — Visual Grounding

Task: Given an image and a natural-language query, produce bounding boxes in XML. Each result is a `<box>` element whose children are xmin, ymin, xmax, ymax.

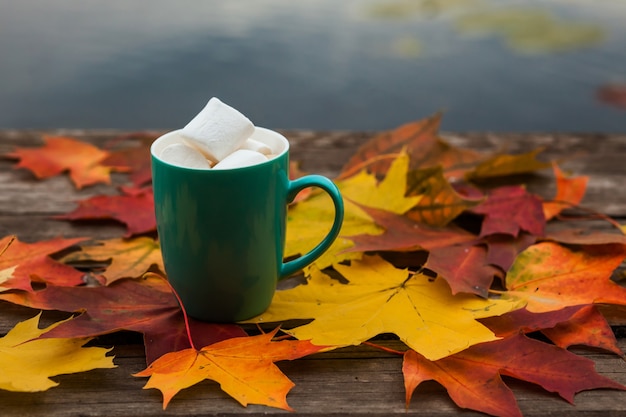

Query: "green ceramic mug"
<box><xmin>151</xmin><ymin>127</ymin><xmax>344</xmax><ymax>322</ymax></box>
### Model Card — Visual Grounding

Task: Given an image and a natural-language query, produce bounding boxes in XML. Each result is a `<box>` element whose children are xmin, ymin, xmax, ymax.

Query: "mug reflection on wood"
<box><xmin>151</xmin><ymin>127</ymin><xmax>344</xmax><ymax>322</ymax></box>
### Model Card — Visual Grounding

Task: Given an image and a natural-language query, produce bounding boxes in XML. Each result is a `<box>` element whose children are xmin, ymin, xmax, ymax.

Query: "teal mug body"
<box><xmin>151</xmin><ymin>127</ymin><xmax>344</xmax><ymax>322</ymax></box>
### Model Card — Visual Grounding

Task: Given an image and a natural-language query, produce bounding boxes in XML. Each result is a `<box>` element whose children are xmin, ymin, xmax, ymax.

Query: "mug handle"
<box><xmin>280</xmin><ymin>175</ymin><xmax>344</xmax><ymax>278</ymax></box>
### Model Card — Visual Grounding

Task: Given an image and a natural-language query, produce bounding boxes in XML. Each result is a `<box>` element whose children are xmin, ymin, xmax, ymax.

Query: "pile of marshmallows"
<box><xmin>159</xmin><ymin>97</ymin><xmax>277</xmax><ymax>170</ymax></box>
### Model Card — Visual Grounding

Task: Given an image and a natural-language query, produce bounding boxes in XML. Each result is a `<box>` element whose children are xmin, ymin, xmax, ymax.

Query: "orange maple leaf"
<box><xmin>543</xmin><ymin>162</ymin><xmax>589</xmax><ymax>220</ymax></box>
<box><xmin>134</xmin><ymin>329</ymin><xmax>325</xmax><ymax>410</ymax></box>
<box><xmin>505</xmin><ymin>242</ymin><xmax>626</xmax><ymax>312</ymax></box>
<box><xmin>6</xmin><ymin>136</ymin><xmax>124</xmax><ymax>189</ymax></box>
<box><xmin>0</xmin><ymin>235</ymin><xmax>86</xmax><ymax>292</ymax></box>
<box><xmin>339</xmin><ymin>113</ymin><xmax>482</xmax><ymax>180</ymax></box>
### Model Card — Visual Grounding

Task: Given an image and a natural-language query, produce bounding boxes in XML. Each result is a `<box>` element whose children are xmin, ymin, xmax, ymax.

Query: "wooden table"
<box><xmin>1</xmin><ymin>129</ymin><xmax>626</xmax><ymax>417</ymax></box>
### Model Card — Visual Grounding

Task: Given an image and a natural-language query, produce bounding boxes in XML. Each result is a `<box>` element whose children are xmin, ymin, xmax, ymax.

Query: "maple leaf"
<box><xmin>134</xmin><ymin>329</ymin><xmax>325</xmax><ymax>410</ymax></box>
<box><xmin>466</xmin><ymin>148</ymin><xmax>550</xmax><ymax>180</ymax></box>
<box><xmin>0</xmin><ymin>313</ymin><xmax>115</xmax><ymax>392</ymax></box>
<box><xmin>345</xmin><ymin>205</ymin><xmax>476</xmax><ymax>253</ymax></box>
<box><xmin>246</xmin><ymin>255</ymin><xmax>521</xmax><ymax>360</ymax></box>
<box><xmin>481</xmin><ymin>305</ymin><xmax>592</xmax><ymax>337</ymax></box>
<box><xmin>55</xmin><ymin>186</ymin><xmax>156</xmax><ymax>237</ymax></box>
<box><xmin>286</xmin><ymin>152</ymin><xmax>420</xmax><ymax>270</ymax></box>
<box><xmin>504</xmin><ymin>242</ymin><xmax>626</xmax><ymax>312</ymax></box>
<box><xmin>425</xmin><ymin>243</ymin><xmax>501</xmax><ymax>297</ymax></box>
<box><xmin>483</xmin><ymin>233</ymin><xmax>536</xmax><ymax>272</ymax></box>
<box><xmin>339</xmin><ymin>113</ymin><xmax>482</xmax><ymax>180</ymax></box>
<box><xmin>543</xmin><ymin>162</ymin><xmax>588</xmax><ymax>220</ymax></box>
<box><xmin>340</xmin><ymin>151</ymin><xmax>421</xmax><ymax>213</ymax></box>
<box><xmin>470</xmin><ymin>185</ymin><xmax>545</xmax><ymax>238</ymax></box>
<box><xmin>5</xmin><ymin>136</ymin><xmax>123</xmax><ymax>189</ymax></box>
<box><xmin>541</xmin><ymin>305</ymin><xmax>624</xmax><ymax>356</ymax></box>
<box><xmin>344</xmin><ymin>206</ymin><xmax>508</xmax><ymax>297</ymax></box>
<box><xmin>0</xmin><ymin>275</ymin><xmax>246</xmax><ymax>364</ymax></box>
<box><xmin>61</xmin><ymin>237</ymin><xmax>163</xmax><ymax>285</ymax></box>
<box><xmin>101</xmin><ymin>132</ymin><xmax>158</xmax><ymax>187</ymax></box>
<box><xmin>0</xmin><ymin>235</ymin><xmax>86</xmax><ymax>292</ymax></box>
<box><xmin>480</xmin><ymin>305</ymin><xmax>623</xmax><ymax>356</ymax></box>
<box><xmin>403</xmin><ymin>333</ymin><xmax>625</xmax><ymax>417</ymax></box>
<box><xmin>405</xmin><ymin>166</ymin><xmax>482</xmax><ymax>226</ymax></box>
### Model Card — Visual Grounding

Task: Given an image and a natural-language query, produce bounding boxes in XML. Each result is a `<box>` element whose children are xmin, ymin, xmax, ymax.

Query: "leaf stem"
<box><xmin>272</xmin><ymin>334</ymin><xmax>294</xmax><ymax>341</ymax></box>
<box><xmin>363</xmin><ymin>341</ymin><xmax>406</xmax><ymax>356</ymax></box>
<box><xmin>0</xmin><ymin>235</ymin><xmax>15</xmax><ymax>258</ymax></box>
<box><xmin>337</xmin><ymin>153</ymin><xmax>402</xmax><ymax>180</ymax></box>
<box><xmin>154</xmin><ymin>273</ymin><xmax>197</xmax><ymax>351</ymax></box>
<box><xmin>548</xmin><ymin>199</ymin><xmax>623</xmax><ymax>231</ymax></box>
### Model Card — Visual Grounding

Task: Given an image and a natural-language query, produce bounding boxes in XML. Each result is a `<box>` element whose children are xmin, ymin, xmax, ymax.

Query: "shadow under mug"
<box><xmin>151</xmin><ymin>127</ymin><xmax>344</xmax><ymax>322</ymax></box>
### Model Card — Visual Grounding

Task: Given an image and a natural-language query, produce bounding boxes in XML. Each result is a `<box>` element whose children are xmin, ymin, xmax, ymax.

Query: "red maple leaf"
<box><xmin>102</xmin><ymin>132</ymin><xmax>158</xmax><ymax>187</ymax></box>
<box><xmin>55</xmin><ymin>186</ymin><xmax>156</xmax><ymax>237</ymax></box>
<box><xmin>404</xmin><ymin>333</ymin><xmax>625</xmax><ymax>417</ymax></box>
<box><xmin>425</xmin><ymin>243</ymin><xmax>500</xmax><ymax>297</ymax></box>
<box><xmin>480</xmin><ymin>305</ymin><xmax>623</xmax><ymax>356</ymax></box>
<box><xmin>0</xmin><ymin>274</ymin><xmax>247</xmax><ymax>364</ymax></box>
<box><xmin>345</xmin><ymin>205</ymin><xmax>476</xmax><ymax>253</ymax></box>
<box><xmin>470</xmin><ymin>185</ymin><xmax>545</xmax><ymax>238</ymax></box>
<box><xmin>483</xmin><ymin>232</ymin><xmax>536</xmax><ymax>272</ymax></box>
<box><xmin>542</xmin><ymin>305</ymin><xmax>624</xmax><ymax>356</ymax></box>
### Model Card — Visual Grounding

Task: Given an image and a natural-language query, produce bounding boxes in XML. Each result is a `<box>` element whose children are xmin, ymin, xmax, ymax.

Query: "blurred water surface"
<box><xmin>0</xmin><ymin>0</ymin><xmax>624</xmax><ymax>132</ymax></box>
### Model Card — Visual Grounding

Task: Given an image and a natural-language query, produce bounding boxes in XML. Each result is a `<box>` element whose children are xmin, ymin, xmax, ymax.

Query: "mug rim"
<box><xmin>150</xmin><ymin>127</ymin><xmax>290</xmax><ymax>171</ymax></box>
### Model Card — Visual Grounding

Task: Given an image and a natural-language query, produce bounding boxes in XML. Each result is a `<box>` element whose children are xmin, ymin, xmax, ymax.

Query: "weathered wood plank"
<box><xmin>2</xmin><ymin>130</ymin><xmax>626</xmax><ymax>217</ymax></box>
<box><xmin>0</xmin><ymin>340</ymin><xmax>624</xmax><ymax>417</ymax></box>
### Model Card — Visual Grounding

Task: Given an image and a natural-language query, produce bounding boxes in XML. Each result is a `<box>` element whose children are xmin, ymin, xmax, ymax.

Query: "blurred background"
<box><xmin>0</xmin><ymin>0</ymin><xmax>624</xmax><ymax>132</ymax></box>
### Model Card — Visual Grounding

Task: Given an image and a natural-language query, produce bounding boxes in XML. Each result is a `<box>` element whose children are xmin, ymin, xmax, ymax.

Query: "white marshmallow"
<box><xmin>181</xmin><ymin>97</ymin><xmax>255</xmax><ymax>162</ymax></box>
<box><xmin>240</xmin><ymin>138</ymin><xmax>273</xmax><ymax>155</ymax></box>
<box><xmin>213</xmin><ymin>149</ymin><xmax>268</xmax><ymax>170</ymax></box>
<box><xmin>160</xmin><ymin>143</ymin><xmax>211</xmax><ymax>169</ymax></box>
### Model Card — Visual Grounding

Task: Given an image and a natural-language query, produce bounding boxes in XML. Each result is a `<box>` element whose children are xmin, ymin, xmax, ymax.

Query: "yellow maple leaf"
<box><xmin>466</xmin><ymin>148</ymin><xmax>550</xmax><ymax>180</ymax></box>
<box><xmin>134</xmin><ymin>329</ymin><xmax>325</xmax><ymax>410</ymax></box>
<box><xmin>0</xmin><ymin>314</ymin><xmax>115</xmax><ymax>392</ymax></box>
<box><xmin>247</xmin><ymin>255</ymin><xmax>521</xmax><ymax>360</ymax></box>
<box><xmin>286</xmin><ymin>152</ymin><xmax>421</xmax><ymax>271</ymax></box>
<box><xmin>61</xmin><ymin>237</ymin><xmax>163</xmax><ymax>285</ymax></box>
<box><xmin>339</xmin><ymin>151</ymin><xmax>421</xmax><ymax>213</ymax></box>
